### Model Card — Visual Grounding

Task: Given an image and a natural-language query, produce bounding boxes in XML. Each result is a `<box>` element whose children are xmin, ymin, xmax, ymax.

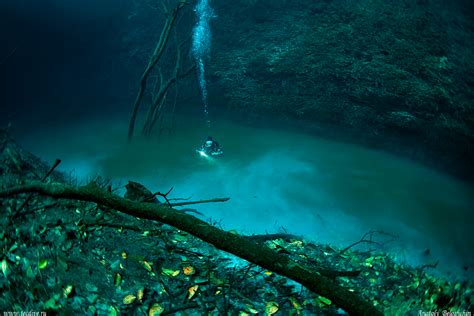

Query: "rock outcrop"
<box><xmin>206</xmin><ymin>0</ymin><xmax>474</xmax><ymax>180</ymax></box>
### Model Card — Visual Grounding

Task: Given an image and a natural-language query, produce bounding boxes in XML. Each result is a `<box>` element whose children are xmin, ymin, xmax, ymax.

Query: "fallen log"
<box><xmin>0</xmin><ymin>181</ymin><xmax>382</xmax><ymax>315</ymax></box>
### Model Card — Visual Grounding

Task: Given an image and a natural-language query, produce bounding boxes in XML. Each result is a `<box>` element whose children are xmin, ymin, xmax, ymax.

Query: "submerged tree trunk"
<box><xmin>0</xmin><ymin>181</ymin><xmax>382</xmax><ymax>316</ymax></box>
<box><xmin>128</xmin><ymin>0</ymin><xmax>186</xmax><ymax>141</ymax></box>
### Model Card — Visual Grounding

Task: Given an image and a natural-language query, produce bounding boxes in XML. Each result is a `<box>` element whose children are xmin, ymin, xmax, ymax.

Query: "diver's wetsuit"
<box><xmin>198</xmin><ymin>138</ymin><xmax>223</xmax><ymax>156</ymax></box>
<box><xmin>207</xmin><ymin>141</ymin><xmax>221</xmax><ymax>155</ymax></box>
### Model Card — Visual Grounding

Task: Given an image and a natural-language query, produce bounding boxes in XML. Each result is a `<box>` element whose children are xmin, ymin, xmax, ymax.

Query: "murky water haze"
<box><xmin>18</xmin><ymin>114</ymin><xmax>474</xmax><ymax>279</ymax></box>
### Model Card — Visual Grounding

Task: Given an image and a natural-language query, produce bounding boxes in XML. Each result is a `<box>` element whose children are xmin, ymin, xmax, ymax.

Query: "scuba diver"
<box><xmin>196</xmin><ymin>136</ymin><xmax>223</xmax><ymax>157</ymax></box>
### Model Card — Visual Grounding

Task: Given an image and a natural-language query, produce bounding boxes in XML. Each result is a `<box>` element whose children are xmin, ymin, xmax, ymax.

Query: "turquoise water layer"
<box><xmin>19</xmin><ymin>114</ymin><xmax>474</xmax><ymax>279</ymax></box>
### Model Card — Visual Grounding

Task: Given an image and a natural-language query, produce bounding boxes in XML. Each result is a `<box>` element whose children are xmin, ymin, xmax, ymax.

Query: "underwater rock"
<box><xmin>208</xmin><ymin>0</ymin><xmax>474</xmax><ymax>180</ymax></box>
<box><xmin>124</xmin><ymin>181</ymin><xmax>159</xmax><ymax>203</ymax></box>
<box><xmin>386</xmin><ymin>111</ymin><xmax>421</xmax><ymax>131</ymax></box>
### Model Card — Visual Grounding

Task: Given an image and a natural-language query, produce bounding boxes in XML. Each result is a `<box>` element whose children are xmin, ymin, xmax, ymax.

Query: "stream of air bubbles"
<box><xmin>192</xmin><ymin>0</ymin><xmax>214</xmax><ymax>128</ymax></box>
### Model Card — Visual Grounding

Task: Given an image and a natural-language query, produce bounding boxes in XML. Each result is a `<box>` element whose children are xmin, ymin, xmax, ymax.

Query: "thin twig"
<box><xmin>146</xmin><ymin>187</ymin><xmax>174</xmax><ymax>206</ymax></box>
<box><xmin>169</xmin><ymin>198</ymin><xmax>230</xmax><ymax>207</ymax></box>
<box><xmin>339</xmin><ymin>230</ymin><xmax>396</xmax><ymax>255</ymax></box>
<box><xmin>13</xmin><ymin>159</ymin><xmax>61</xmax><ymax>218</ymax></box>
<box><xmin>0</xmin><ymin>47</ymin><xmax>17</xmax><ymax>66</ymax></box>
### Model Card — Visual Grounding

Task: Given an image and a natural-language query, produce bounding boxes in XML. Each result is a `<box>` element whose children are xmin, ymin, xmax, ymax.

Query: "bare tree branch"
<box><xmin>339</xmin><ymin>230</ymin><xmax>397</xmax><ymax>255</ymax></box>
<box><xmin>128</xmin><ymin>0</ymin><xmax>187</xmax><ymax>141</ymax></box>
<box><xmin>0</xmin><ymin>181</ymin><xmax>381</xmax><ymax>316</ymax></box>
<box><xmin>0</xmin><ymin>47</ymin><xmax>17</xmax><ymax>66</ymax></box>
<box><xmin>169</xmin><ymin>198</ymin><xmax>230</xmax><ymax>207</ymax></box>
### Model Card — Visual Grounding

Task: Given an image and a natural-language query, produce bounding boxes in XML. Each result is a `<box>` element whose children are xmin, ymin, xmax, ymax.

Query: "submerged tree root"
<box><xmin>0</xmin><ymin>181</ymin><xmax>382</xmax><ymax>316</ymax></box>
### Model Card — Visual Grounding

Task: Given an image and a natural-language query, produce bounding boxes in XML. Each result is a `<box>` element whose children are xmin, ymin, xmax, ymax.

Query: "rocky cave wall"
<box><xmin>204</xmin><ymin>0</ymin><xmax>474</xmax><ymax>180</ymax></box>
